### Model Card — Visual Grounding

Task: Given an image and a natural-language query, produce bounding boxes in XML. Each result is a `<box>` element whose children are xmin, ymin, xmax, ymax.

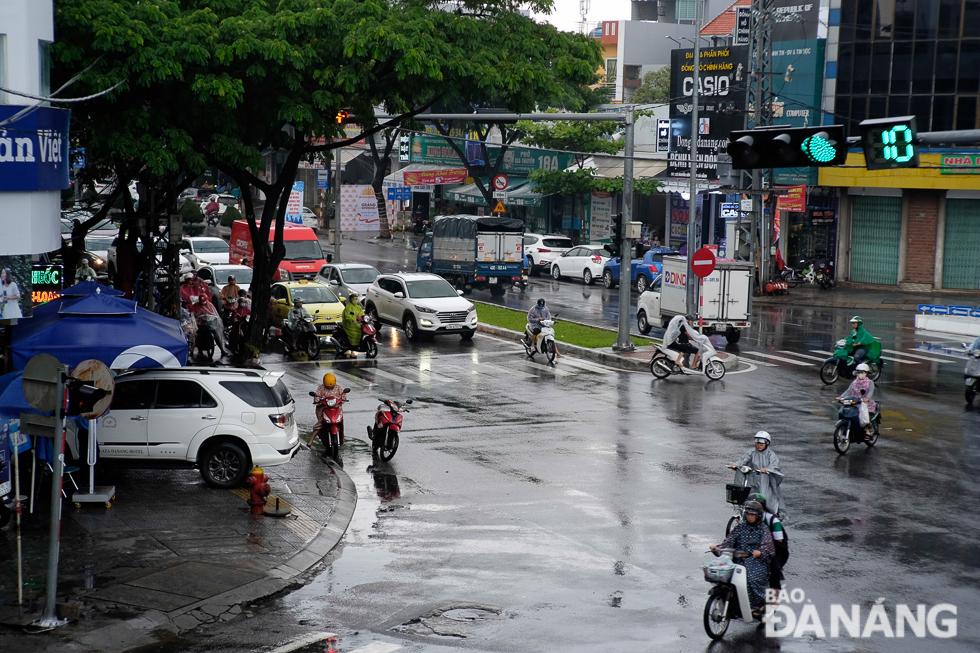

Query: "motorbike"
<box><xmin>369</xmin><ymin>398</ymin><xmax>413</xmax><ymax>461</ymax></box>
<box><xmin>522</xmin><ymin>316</ymin><xmax>559</xmax><ymax>363</ymax></box>
<box><xmin>196</xmin><ymin>313</ymin><xmax>220</xmax><ymax>360</ymax></box>
<box><xmin>227</xmin><ymin>313</ymin><xmax>250</xmax><ymax>359</ymax></box>
<box><xmin>812</xmin><ymin>258</ymin><xmax>834</xmax><ymax>290</ymax></box>
<box><xmin>331</xmin><ymin>314</ymin><xmax>379</xmax><ymax>359</ymax></box>
<box><xmin>309</xmin><ymin>388</ymin><xmax>351</xmax><ymax>459</ymax></box>
<box><xmin>702</xmin><ymin>548</ymin><xmax>758</xmax><ymax>640</ymax></box>
<box><xmin>279</xmin><ymin>315</ymin><xmax>321</xmax><ymax>360</ymax></box>
<box><xmin>778</xmin><ymin>259</ymin><xmax>807</xmax><ymax>288</ymax></box>
<box><xmin>512</xmin><ymin>269</ymin><xmax>530</xmax><ymax>292</ymax></box>
<box><xmin>819</xmin><ymin>339</ymin><xmax>883</xmax><ymax>384</ymax></box>
<box><xmin>412</xmin><ymin>216</ymin><xmax>430</xmax><ymax>235</ymax></box>
<box><xmin>723</xmin><ymin>465</ymin><xmax>763</xmax><ymax>535</ymax></box>
<box><xmin>833</xmin><ymin>394</ymin><xmax>881</xmax><ymax>454</ymax></box>
<box><xmin>650</xmin><ymin>333</ymin><xmax>726</xmax><ymax>381</ymax></box>
<box><xmin>963</xmin><ymin>342</ymin><xmax>980</xmax><ymax>405</ymax></box>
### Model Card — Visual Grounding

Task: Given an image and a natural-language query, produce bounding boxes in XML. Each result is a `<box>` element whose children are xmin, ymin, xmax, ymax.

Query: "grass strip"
<box><xmin>475</xmin><ymin>302</ymin><xmax>654</xmax><ymax>349</ymax></box>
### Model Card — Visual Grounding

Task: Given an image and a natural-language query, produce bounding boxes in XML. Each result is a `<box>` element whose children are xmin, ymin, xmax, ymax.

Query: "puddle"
<box><xmin>392</xmin><ymin>604</ymin><xmax>503</xmax><ymax>638</ymax></box>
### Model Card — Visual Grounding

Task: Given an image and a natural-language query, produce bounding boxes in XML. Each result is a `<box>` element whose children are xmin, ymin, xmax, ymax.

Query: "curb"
<box><xmin>475</xmin><ymin>323</ymin><xmax>740</xmax><ymax>372</ymax></box>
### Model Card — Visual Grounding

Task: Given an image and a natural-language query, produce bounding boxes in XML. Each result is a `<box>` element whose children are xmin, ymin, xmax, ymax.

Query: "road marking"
<box><xmin>264</xmin><ymin>632</ymin><xmax>338</xmax><ymax>653</ymax></box>
<box><xmin>880</xmin><ymin>355</ymin><xmax>920</xmax><ymax>364</ymax></box>
<box><xmin>477</xmin><ymin>362</ymin><xmax>538</xmax><ymax>379</ymax></box>
<box><xmin>883</xmin><ymin>349</ymin><xmax>954</xmax><ymax>363</ymax></box>
<box><xmin>523</xmin><ymin>359</ymin><xmax>575</xmax><ymax>376</ymax></box>
<box><xmin>555</xmin><ymin>356</ymin><xmax>617</xmax><ymax>375</ymax></box>
<box><xmin>738</xmin><ymin>351</ymin><xmax>814</xmax><ymax>366</ymax></box>
<box><xmin>809</xmin><ymin>350</ymin><xmax>834</xmax><ymax>356</ymax></box>
<box><xmin>313</xmin><ymin>364</ymin><xmax>376</xmax><ymax>388</ymax></box>
<box><xmin>417</xmin><ymin>367</ymin><xmax>458</xmax><ymax>383</ymax></box>
<box><xmin>910</xmin><ymin>346</ymin><xmax>967</xmax><ymax>359</ymax></box>
<box><xmin>367</xmin><ymin>367</ymin><xmax>423</xmax><ymax>385</ymax></box>
<box><xmin>776</xmin><ymin>350</ymin><xmax>828</xmax><ymax>362</ymax></box>
<box><xmin>347</xmin><ymin>643</ymin><xmax>402</xmax><ymax>653</ymax></box>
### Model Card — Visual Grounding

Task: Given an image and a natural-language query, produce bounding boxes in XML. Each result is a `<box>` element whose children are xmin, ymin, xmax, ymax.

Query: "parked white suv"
<box><xmin>364</xmin><ymin>272</ymin><xmax>478</xmax><ymax>341</ymax></box>
<box><xmin>523</xmin><ymin>233</ymin><xmax>573</xmax><ymax>275</ymax></box>
<box><xmin>87</xmin><ymin>367</ymin><xmax>299</xmax><ymax>488</ymax></box>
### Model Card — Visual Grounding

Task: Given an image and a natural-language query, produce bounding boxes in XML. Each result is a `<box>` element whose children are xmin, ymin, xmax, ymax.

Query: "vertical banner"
<box><xmin>590</xmin><ymin>192</ymin><xmax>613</xmax><ymax>241</ymax></box>
<box><xmin>286</xmin><ymin>181</ymin><xmax>304</xmax><ymax>224</ymax></box>
<box><xmin>0</xmin><ymin>255</ymin><xmax>33</xmax><ymax>319</ymax></box>
<box><xmin>339</xmin><ymin>185</ymin><xmax>381</xmax><ymax>231</ymax></box>
<box><xmin>669</xmin><ymin>194</ymin><xmax>689</xmax><ymax>251</ymax></box>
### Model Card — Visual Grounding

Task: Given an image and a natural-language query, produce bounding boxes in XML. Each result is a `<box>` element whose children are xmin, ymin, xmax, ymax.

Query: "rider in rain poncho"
<box><xmin>341</xmin><ymin>292</ymin><xmax>365</xmax><ymax>356</ymax></box>
<box><xmin>664</xmin><ymin>314</ymin><xmax>710</xmax><ymax>369</ymax></box>
<box><xmin>711</xmin><ymin>500</ymin><xmax>775</xmax><ymax>617</ymax></box>
<box><xmin>846</xmin><ymin>316</ymin><xmax>876</xmax><ymax>364</ymax></box>
<box><xmin>730</xmin><ymin>431</ymin><xmax>786</xmax><ymax>518</ymax></box>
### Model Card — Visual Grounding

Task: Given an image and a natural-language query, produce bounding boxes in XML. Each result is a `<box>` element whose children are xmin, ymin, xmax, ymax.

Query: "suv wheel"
<box><xmin>404</xmin><ymin>314</ymin><xmax>420</xmax><ymax>341</ymax></box>
<box><xmin>365</xmin><ymin>303</ymin><xmax>382</xmax><ymax>334</ymax></box>
<box><xmin>603</xmin><ymin>269</ymin><xmax>616</xmax><ymax>289</ymax></box>
<box><xmin>527</xmin><ymin>257</ymin><xmax>538</xmax><ymax>277</ymax></box>
<box><xmin>200</xmin><ymin>441</ymin><xmax>250</xmax><ymax>488</ymax></box>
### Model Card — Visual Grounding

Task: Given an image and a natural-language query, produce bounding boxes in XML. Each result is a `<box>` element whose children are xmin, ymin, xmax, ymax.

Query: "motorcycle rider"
<box><xmin>284</xmin><ymin>297</ymin><xmax>313</xmax><ymax>350</ymax></box>
<box><xmin>728</xmin><ymin>431</ymin><xmax>785</xmax><ymax>518</ymax></box>
<box><xmin>845</xmin><ymin>315</ymin><xmax>876</xmax><ymax>364</ymax></box>
<box><xmin>220</xmin><ymin>275</ymin><xmax>241</xmax><ymax>321</ymax></box>
<box><xmin>526</xmin><ymin>298</ymin><xmax>563</xmax><ymax>357</ymax></box>
<box><xmin>663</xmin><ymin>314</ymin><xmax>700</xmax><ymax>369</ymax></box>
<box><xmin>340</xmin><ymin>291</ymin><xmax>364</xmax><ymax>358</ymax></box>
<box><xmin>180</xmin><ymin>271</ymin><xmax>226</xmax><ymax>356</ymax></box>
<box><xmin>710</xmin><ymin>500</ymin><xmax>775</xmax><ymax>620</ymax></box>
<box><xmin>748</xmin><ymin>493</ymin><xmax>789</xmax><ymax>594</ymax></box>
<box><xmin>309</xmin><ymin>373</ymin><xmax>347</xmax><ymax>446</ymax></box>
<box><xmin>838</xmin><ymin>362</ymin><xmax>877</xmax><ymax>434</ymax></box>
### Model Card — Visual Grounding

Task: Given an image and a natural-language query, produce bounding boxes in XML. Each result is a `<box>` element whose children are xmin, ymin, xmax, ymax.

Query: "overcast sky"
<box><xmin>533</xmin><ymin>0</ymin><xmax>633</xmax><ymax>33</ymax></box>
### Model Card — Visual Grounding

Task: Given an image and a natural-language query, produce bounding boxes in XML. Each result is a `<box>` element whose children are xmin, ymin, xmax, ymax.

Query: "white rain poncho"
<box><xmin>663</xmin><ymin>315</ymin><xmax>688</xmax><ymax>348</ymax></box>
<box><xmin>664</xmin><ymin>315</ymin><xmax>718</xmax><ymax>358</ymax></box>
<box><xmin>734</xmin><ymin>446</ymin><xmax>786</xmax><ymax>518</ymax></box>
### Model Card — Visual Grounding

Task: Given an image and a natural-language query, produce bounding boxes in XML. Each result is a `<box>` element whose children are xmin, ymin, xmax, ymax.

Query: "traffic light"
<box><xmin>65</xmin><ymin>378</ymin><xmax>108</xmax><ymax>417</ymax></box>
<box><xmin>604</xmin><ymin>212</ymin><xmax>623</xmax><ymax>258</ymax></box>
<box><xmin>859</xmin><ymin>116</ymin><xmax>919</xmax><ymax>170</ymax></box>
<box><xmin>335</xmin><ymin>110</ymin><xmax>351</xmax><ymax>124</ymax></box>
<box><xmin>727</xmin><ymin>126</ymin><xmax>847</xmax><ymax>169</ymax></box>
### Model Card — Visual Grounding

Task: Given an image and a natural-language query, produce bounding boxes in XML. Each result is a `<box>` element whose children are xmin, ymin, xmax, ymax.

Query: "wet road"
<box><xmin>156</xmin><ymin>310</ymin><xmax>980</xmax><ymax>652</ymax></box>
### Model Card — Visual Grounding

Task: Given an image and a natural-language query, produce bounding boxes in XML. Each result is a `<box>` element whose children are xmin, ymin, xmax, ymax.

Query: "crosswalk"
<box><xmin>737</xmin><ymin>341</ymin><xmax>965</xmax><ymax>371</ymax></box>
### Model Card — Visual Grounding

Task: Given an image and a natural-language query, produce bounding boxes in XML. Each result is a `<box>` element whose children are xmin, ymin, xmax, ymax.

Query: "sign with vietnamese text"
<box><xmin>285</xmin><ymin>181</ymin><xmax>304</xmax><ymax>224</ymax></box>
<box><xmin>776</xmin><ymin>185</ymin><xmax>807</xmax><ymax>212</ymax></box>
<box><xmin>31</xmin><ymin>264</ymin><xmax>63</xmax><ymax>306</ymax></box>
<box><xmin>403</xmin><ymin>168</ymin><xmax>468</xmax><ymax>186</ymax></box>
<box><xmin>941</xmin><ymin>155</ymin><xmax>980</xmax><ymax>174</ymax></box>
<box><xmin>590</xmin><ymin>192</ymin><xmax>613</xmax><ymax>241</ymax></box>
<box><xmin>316</xmin><ymin>169</ymin><xmax>330</xmax><ymax>189</ymax></box>
<box><xmin>0</xmin><ymin>106</ymin><xmax>71</xmax><ymax>191</ymax></box>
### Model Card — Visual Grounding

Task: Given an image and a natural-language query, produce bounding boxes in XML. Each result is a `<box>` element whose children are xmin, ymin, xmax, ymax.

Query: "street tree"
<box><xmin>630</xmin><ymin>66</ymin><xmax>671</xmax><ymax>105</ymax></box>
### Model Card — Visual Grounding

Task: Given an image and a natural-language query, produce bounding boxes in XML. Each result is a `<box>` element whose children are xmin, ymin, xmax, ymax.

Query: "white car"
<box><xmin>199</xmin><ymin>193</ymin><xmax>240</xmax><ymax>216</ymax></box>
<box><xmin>86</xmin><ymin>367</ymin><xmax>300</xmax><ymax>488</ymax></box>
<box><xmin>301</xmin><ymin>207</ymin><xmax>318</xmax><ymax>228</ymax></box>
<box><xmin>523</xmin><ymin>233</ymin><xmax>573</xmax><ymax>275</ymax></box>
<box><xmin>315</xmin><ymin>263</ymin><xmax>380</xmax><ymax>300</ymax></box>
<box><xmin>365</xmin><ymin>272</ymin><xmax>477</xmax><ymax>341</ymax></box>
<box><xmin>549</xmin><ymin>245</ymin><xmax>611</xmax><ymax>285</ymax></box>
<box><xmin>181</xmin><ymin>236</ymin><xmax>231</xmax><ymax>268</ymax></box>
<box><xmin>635</xmin><ymin>274</ymin><xmax>665</xmax><ymax>334</ymax></box>
<box><xmin>197</xmin><ymin>264</ymin><xmax>253</xmax><ymax>305</ymax></box>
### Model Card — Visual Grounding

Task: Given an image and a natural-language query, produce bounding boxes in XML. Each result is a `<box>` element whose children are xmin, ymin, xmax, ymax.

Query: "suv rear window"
<box><xmin>542</xmin><ymin>238</ymin><xmax>572</xmax><ymax>248</ymax></box>
<box><xmin>156</xmin><ymin>380</ymin><xmax>218</xmax><ymax>409</ymax></box>
<box><xmin>220</xmin><ymin>380</ymin><xmax>292</xmax><ymax>408</ymax></box>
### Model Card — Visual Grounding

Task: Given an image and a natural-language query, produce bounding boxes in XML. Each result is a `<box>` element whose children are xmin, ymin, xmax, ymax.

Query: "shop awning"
<box><xmin>655</xmin><ymin>177</ymin><xmax>721</xmax><ymax>194</ymax></box>
<box><xmin>582</xmin><ymin>155</ymin><xmax>668</xmax><ymax>179</ymax></box>
<box><xmin>444</xmin><ymin>179</ymin><xmax>544</xmax><ymax>207</ymax></box>
<box><xmin>382</xmin><ymin>163</ymin><xmax>468</xmax><ymax>187</ymax></box>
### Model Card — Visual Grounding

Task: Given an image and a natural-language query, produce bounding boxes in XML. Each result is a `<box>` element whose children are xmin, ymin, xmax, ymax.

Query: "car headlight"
<box><xmin>466</xmin><ymin>304</ymin><xmax>476</xmax><ymax>313</ymax></box>
<box><xmin>415</xmin><ymin>305</ymin><xmax>437</xmax><ymax>314</ymax></box>
<box><xmin>420</xmin><ymin>318</ymin><xmax>433</xmax><ymax>327</ymax></box>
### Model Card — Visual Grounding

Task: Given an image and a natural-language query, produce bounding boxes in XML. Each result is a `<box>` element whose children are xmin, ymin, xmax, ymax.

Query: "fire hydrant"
<box><xmin>245</xmin><ymin>467</ymin><xmax>271</xmax><ymax>515</ymax></box>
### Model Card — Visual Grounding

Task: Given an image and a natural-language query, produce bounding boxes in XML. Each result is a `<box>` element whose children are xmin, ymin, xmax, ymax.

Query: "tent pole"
<box><xmin>12</xmin><ymin>425</ymin><xmax>24</xmax><ymax>617</ymax></box>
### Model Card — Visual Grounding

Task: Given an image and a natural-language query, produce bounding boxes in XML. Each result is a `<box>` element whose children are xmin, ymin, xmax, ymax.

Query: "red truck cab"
<box><xmin>229</xmin><ymin>220</ymin><xmax>328</xmax><ymax>280</ymax></box>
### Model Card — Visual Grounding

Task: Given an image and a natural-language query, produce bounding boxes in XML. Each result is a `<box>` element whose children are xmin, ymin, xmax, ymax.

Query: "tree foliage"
<box><xmin>630</xmin><ymin>66</ymin><xmax>671</xmax><ymax>105</ymax></box>
<box><xmin>515</xmin><ymin>114</ymin><xmax>620</xmax><ymax>169</ymax></box>
<box><xmin>528</xmin><ymin>168</ymin><xmax>661</xmax><ymax>197</ymax></box>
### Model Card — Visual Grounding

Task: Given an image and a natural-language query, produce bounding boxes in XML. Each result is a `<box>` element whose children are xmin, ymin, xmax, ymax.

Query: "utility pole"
<box><xmin>747</xmin><ymin>0</ymin><xmax>774</xmax><ymax>292</ymax></box>
<box><xmin>685</xmin><ymin>0</ymin><xmax>705</xmax><ymax>317</ymax></box>
<box><xmin>333</xmin><ymin>145</ymin><xmax>342</xmax><ymax>263</ymax></box>
<box><xmin>613</xmin><ymin>106</ymin><xmax>635</xmax><ymax>352</ymax></box>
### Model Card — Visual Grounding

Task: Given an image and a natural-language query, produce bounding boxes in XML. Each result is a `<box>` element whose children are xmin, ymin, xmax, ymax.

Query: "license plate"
<box><xmin>488</xmin><ymin>277</ymin><xmax>497</xmax><ymax>284</ymax></box>
<box><xmin>445</xmin><ymin>324</ymin><xmax>462</xmax><ymax>329</ymax></box>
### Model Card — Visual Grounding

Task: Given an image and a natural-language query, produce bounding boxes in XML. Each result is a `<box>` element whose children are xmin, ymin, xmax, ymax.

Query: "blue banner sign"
<box><xmin>387</xmin><ymin>187</ymin><xmax>412</xmax><ymax>201</ymax></box>
<box><xmin>0</xmin><ymin>105</ymin><xmax>71</xmax><ymax>191</ymax></box>
<box><xmin>918</xmin><ymin>304</ymin><xmax>980</xmax><ymax>318</ymax></box>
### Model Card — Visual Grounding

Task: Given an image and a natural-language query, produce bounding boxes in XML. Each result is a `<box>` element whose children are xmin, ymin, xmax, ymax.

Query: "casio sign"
<box><xmin>683</xmin><ymin>76</ymin><xmax>730</xmax><ymax>97</ymax></box>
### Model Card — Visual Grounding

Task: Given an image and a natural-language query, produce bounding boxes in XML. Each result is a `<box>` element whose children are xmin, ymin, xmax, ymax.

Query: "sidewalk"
<box><xmin>0</xmin><ymin>450</ymin><xmax>355</xmax><ymax>653</ymax></box>
<box><xmin>754</xmin><ymin>282</ymin><xmax>980</xmax><ymax>311</ymax></box>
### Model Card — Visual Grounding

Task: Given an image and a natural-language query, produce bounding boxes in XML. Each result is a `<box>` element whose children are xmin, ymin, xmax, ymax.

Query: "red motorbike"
<box><xmin>368</xmin><ymin>398</ymin><xmax>412</xmax><ymax>461</ymax></box>
<box><xmin>332</xmin><ymin>314</ymin><xmax>379</xmax><ymax>358</ymax></box>
<box><xmin>309</xmin><ymin>388</ymin><xmax>350</xmax><ymax>459</ymax></box>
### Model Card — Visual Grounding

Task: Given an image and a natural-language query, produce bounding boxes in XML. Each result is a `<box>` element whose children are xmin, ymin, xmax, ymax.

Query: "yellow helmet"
<box><xmin>323</xmin><ymin>373</ymin><xmax>336</xmax><ymax>388</ymax></box>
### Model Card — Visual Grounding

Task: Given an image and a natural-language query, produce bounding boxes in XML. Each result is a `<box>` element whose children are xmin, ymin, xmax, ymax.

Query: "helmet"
<box><xmin>228</xmin><ymin>275</ymin><xmax>236</xmax><ymax>281</ymax></box>
<box><xmin>748</xmin><ymin>493</ymin><xmax>768</xmax><ymax>509</ymax></box>
<box><xmin>537</xmin><ymin>298</ymin><xmax>546</xmax><ymax>307</ymax></box>
<box><xmin>850</xmin><ymin>315</ymin><xmax>863</xmax><ymax>326</ymax></box>
<box><xmin>81</xmin><ymin>258</ymin><xmax>89</xmax><ymax>265</ymax></box>
<box><xmin>294</xmin><ymin>297</ymin><xmax>303</xmax><ymax>304</ymax></box>
<box><xmin>855</xmin><ymin>363</ymin><xmax>870</xmax><ymax>372</ymax></box>
<box><xmin>743</xmin><ymin>500</ymin><xmax>764</xmax><ymax>516</ymax></box>
<box><xmin>348</xmin><ymin>291</ymin><xmax>359</xmax><ymax>301</ymax></box>
<box><xmin>323</xmin><ymin>373</ymin><xmax>336</xmax><ymax>387</ymax></box>
<box><xmin>183</xmin><ymin>272</ymin><xmax>194</xmax><ymax>281</ymax></box>
<box><xmin>754</xmin><ymin>430</ymin><xmax>771</xmax><ymax>444</ymax></box>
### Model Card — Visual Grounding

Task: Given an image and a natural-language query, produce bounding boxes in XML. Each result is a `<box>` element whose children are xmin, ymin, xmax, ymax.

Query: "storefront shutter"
<box><xmin>942</xmin><ymin>199</ymin><xmax>980</xmax><ymax>290</ymax></box>
<box><xmin>850</xmin><ymin>196</ymin><xmax>902</xmax><ymax>285</ymax></box>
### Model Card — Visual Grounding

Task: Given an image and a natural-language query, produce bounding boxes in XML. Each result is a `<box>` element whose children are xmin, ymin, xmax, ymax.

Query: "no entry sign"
<box><xmin>692</xmin><ymin>247</ymin><xmax>717</xmax><ymax>278</ymax></box>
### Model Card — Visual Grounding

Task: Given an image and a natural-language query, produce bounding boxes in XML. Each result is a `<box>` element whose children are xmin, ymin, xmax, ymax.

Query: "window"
<box><xmin>377</xmin><ymin>278</ymin><xmax>400</xmax><ymax>294</ymax></box>
<box><xmin>219</xmin><ymin>381</ymin><xmax>280</xmax><ymax>408</ymax></box>
<box><xmin>605</xmin><ymin>58</ymin><xmax>617</xmax><ymax>84</ymax></box>
<box><xmin>38</xmin><ymin>41</ymin><xmax>51</xmax><ymax>99</ymax></box>
<box><xmin>214</xmin><ymin>268</ymin><xmax>252</xmax><ymax>285</ymax></box>
<box><xmin>289</xmin><ymin>285</ymin><xmax>339</xmax><ymax>304</ymax></box>
<box><xmin>192</xmin><ymin>240</ymin><xmax>230</xmax><ymax>254</ymax></box>
<box><xmin>112</xmin><ymin>380</ymin><xmax>155</xmax><ymax>410</ymax></box>
<box><xmin>542</xmin><ymin>238</ymin><xmax>573</xmax><ymax>248</ymax></box>
<box><xmin>154</xmin><ymin>380</ymin><xmax>217</xmax><ymax>409</ymax></box>
<box><xmin>675</xmin><ymin>0</ymin><xmax>697</xmax><ymax>21</ymax></box>
<box><xmin>282</xmin><ymin>239</ymin><xmax>324</xmax><ymax>260</ymax></box>
<box><xmin>271</xmin><ymin>379</ymin><xmax>293</xmax><ymax>406</ymax></box>
<box><xmin>341</xmin><ymin>267</ymin><xmax>378</xmax><ymax>284</ymax></box>
<box><xmin>405</xmin><ymin>278</ymin><xmax>458</xmax><ymax>298</ymax></box>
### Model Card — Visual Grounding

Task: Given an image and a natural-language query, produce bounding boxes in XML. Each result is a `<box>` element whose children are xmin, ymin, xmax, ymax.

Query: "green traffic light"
<box><xmin>801</xmin><ymin>133</ymin><xmax>838</xmax><ymax>164</ymax></box>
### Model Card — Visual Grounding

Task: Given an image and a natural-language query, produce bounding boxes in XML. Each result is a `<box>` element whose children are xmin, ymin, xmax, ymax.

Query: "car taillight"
<box><xmin>537</xmin><ymin>248</ymin><xmax>551</xmax><ymax>253</ymax></box>
<box><xmin>592</xmin><ymin>255</ymin><xmax>602</xmax><ymax>263</ymax></box>
<box><xmin>648</xmin><ymin>265</ymin><xmax>656</xmax><ymax>274</ymax></box>
<box><xmin>269</xmin><ymin>412</ymin><xmax>291</xmax><ymax>428</ymax></box>
<box><xmin>475</xmin><ymin>276</ymin><xmax>486</xmax><ymax>281</ymax></box>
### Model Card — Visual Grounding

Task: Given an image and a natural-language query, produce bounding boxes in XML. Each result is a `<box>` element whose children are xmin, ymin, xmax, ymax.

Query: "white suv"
<box><xmin>89</xmin><ymin>367</ymin><xmax>299</xmax><ymax>488</ymax></box>
<box><xmin>364</xmin><ymin>272</ymin><xmax>478</xmax><ymax>341</ymax></box>
<box><xmin>523</xmin><ymin>233</ymin><xmax>573</xmax><ymax>275</ymax></box>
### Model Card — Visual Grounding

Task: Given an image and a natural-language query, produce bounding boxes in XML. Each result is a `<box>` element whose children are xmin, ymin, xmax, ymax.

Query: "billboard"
<box><xmin>773</xmin><ymin>1</ymin><xmax>819</xmax><ymax>42</ymax></box>
<box><xmin>668</xmin><ymin>46</ymin><xmax>749</xmax><ymax>180</ymax></box>
<box><xmin>0</xmin><ymin>255</ymin><xmax>33</xmax><ymax>319</ymax></box>
<box><xmin>770</xmin><ymin>39</ymin><xmax>826</xmax><ymax>185</ymax></box>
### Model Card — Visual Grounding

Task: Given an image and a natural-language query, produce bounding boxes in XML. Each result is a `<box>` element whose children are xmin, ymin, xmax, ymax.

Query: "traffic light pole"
<box><xmin>613</xmin><ymin>107</ymin><xmax>636</xmax><ymax>352</ymax></box>
<box><xmin>685</xmin><ymin>0</ymin><xmax>704</xmax><ymax>319</ymax></box>
<box><xmin>333</xmin><ymin>143</ymin><xmax>343</xmax><ymax>263</ymax></box>
<box><xmin>36</xmin><ymin>368</ymin><xmax>69</xmax><ymax>629</ymax></box>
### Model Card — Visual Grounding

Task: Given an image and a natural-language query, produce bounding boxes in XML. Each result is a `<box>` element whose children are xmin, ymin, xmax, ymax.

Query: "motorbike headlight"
<box><xmin>414</xmin><ymin>305</ymin><xmax>437</xmax><ymax>314</ymax></box>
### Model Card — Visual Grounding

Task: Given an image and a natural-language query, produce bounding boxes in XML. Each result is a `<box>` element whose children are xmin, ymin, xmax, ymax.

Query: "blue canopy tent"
<box><xmin>10</xmin><ymin>284</ymin><xmax>188</xmax><ymax>371</ymax></box>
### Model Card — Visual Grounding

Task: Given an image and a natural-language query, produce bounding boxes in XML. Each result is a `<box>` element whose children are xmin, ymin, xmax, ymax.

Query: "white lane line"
<box><xmin>523</xmin><ymin>360</ymin><xmax>575</xmax><ymax>376</ymax></box>
<box><xmin>555</xmin><ymin>356</ymin><xmax>616</xmax><ymax>375</ymax></box>
<box><xmin>367</xmin><ymin>368</ymin><xmax>422</xmax><ymax>385</ymax></box>
<box><xmin>809</xmin><ymin>350</ymin><xmax>834</xmax><ymax>356</ymax></box>
<box><xmin>880</xmin><ymin>355</ymin><xmax>920</xmax><ymax>364</ymax></box>
<box><xmin>348</xmin><ymin>643</ymin><xmax>402</xmax><ymax>653</ymax></box>
<box><xmin>417</xmin><ymin>367</ymin><xmax>458</xmax><ymax>383</ymax></box>
<box><xmin>883</xmin><ymin>349</ymin><xmax>954</xmax><ymax>363</ymax></box>
<box><xmin>314</xmin><ymin>364</ymin><xmax>376</xmax><ymax>388</ymax></box>
<box><xmin>738</xmin><ymin>352</ymin><xmax>814</xmax><ymax>366</ymax></box>
<box><xmin>264</xmin><ymin>632</ymin><xmax>338</xmax><ymax>653</ymax></box>
<box><xmin>477</xmin><ymin>362</ymin><xmax>538</xmax><ymax>380</ymax></box>
<box><xmin>776</xmin><ymin>350</ymin><xmax>829</xmax><ymax>362</ymax></box>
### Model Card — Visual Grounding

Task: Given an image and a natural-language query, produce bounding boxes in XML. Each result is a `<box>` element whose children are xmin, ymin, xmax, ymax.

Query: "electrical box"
<box><xmin>626</xmin><ymin>221</ymin><xmax>643</xmax><ymax>240</ymax></box>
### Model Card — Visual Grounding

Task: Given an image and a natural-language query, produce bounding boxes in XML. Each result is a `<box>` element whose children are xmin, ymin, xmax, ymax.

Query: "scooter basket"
<box><xmin>726</xmin><ymin>484</ymin><xmax>751</xmax><ymax>505</ymax></box>
<box><xmin>703</xmin><ymin>556</ymin><xmax>737</xmax><ymax>583</ymax></box>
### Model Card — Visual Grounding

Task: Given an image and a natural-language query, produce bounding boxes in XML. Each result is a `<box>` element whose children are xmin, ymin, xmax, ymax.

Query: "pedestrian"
<box><xmin>74</xmin><ymin>258</ymin><xmax>98</xmax><ymax>283</ymax></box>
<box><xmin>728</xmin><ymin>431</ymin><xmax>785</xmax><ymax>518</ymax></box>
<box><xmin>0</xmin><ymin>268</ymin><xmax>23</xmax><ymax>319</ymax></box>
<box><xmin>652</xmin><ymin>234</ymin><xmax>662</xmax><ymax>248</ymax></box>
<box><xmin>710</xmin><ymin>500</ymin><xmax>774</xmax><ymax>620</ymax></box>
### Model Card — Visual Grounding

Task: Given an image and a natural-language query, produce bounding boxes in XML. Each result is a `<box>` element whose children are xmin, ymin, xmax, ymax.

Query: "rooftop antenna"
<box><xmin>579</xmin><ymin>0</ymin><xmax>591</xmax><ymax>34</ymax></box>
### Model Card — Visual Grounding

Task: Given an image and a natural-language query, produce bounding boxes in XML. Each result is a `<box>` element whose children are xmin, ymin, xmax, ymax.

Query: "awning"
<box><xmin>583</xmin><ymin>155</ymin><xmax>668</xmax><ymax>179</ymax></box>
<box><xmin>382</xmin><ymin>164</ymin><xmax>468</xmax><ymax>187</ymax></box>
<box><xmin>655</xmin><ymin>177</ymin><xmax>721</xmax><ymax>194</ymax></box>
<box><xmin>444</xmin><ymin>179</ymin><xmax>543</xmax><ymax>207</ymax></box>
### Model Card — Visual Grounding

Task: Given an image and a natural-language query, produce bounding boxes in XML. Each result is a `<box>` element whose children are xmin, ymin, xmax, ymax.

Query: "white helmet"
<box><xmin>754</xmin><ymin>430</ymin><xmax>771</xmax><ymax>444</ymax></box>
<box><xmin>855</xmin><ymin>363</ymin><xmax>870</xmax><ymax>372</ymax></box>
